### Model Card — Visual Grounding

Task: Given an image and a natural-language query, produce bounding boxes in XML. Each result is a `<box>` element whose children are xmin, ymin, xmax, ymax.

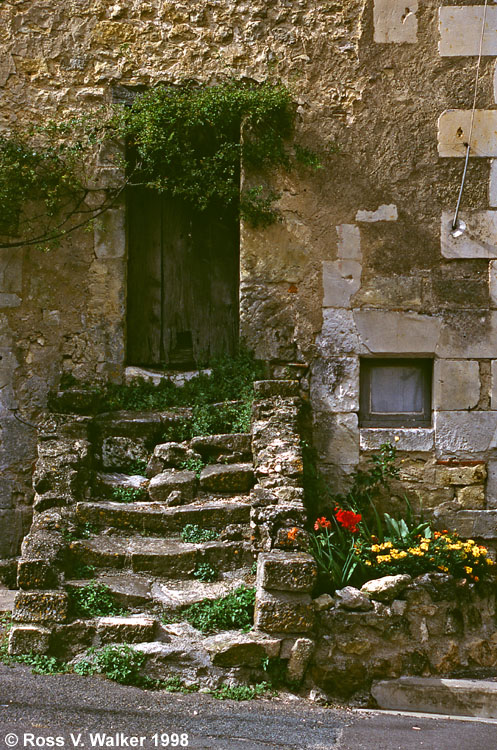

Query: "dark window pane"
<box><xmin>370</xmin><ymin>366</ymin><xmax>424</xmax><ymax>414</ymax></box>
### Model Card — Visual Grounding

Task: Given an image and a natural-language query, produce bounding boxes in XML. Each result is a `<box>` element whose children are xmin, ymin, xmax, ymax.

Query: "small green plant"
<box><xmin>181</xmin><ymin>524</ymin><xmax>219</xmax><ymax>544</ymax></box>
<box><xmin>111</xmin><ymin>486</ymin><xmax>147</xmax><ymax>503</ymax></box>
<box><xmin>160</xmin><ymin>675</ymin><xmax>200</xmax><ymax>694</ymax></box>
<box><xmin>14</xmin><ymin>654</ymin><xmax>69</xmax><ymax>675</ymax></box>
<box><xmin>74</xmin><ymin>644</ymin><xmax>146</xmax><ymax>685</ymax></box>
<box><xmin>211</xmin><ymin>682</ymin><xmax>272</xmax><ymax>701</ymax></box>
<box><xmin>67</xmin><ymin>563</ymin><xmax>96</xmax><ymax>580</ymax></box>
<box><xmin>61</xmin><ymin>522</ymin><xmax>97</xmax><ymax>544</ymax></box>
<box><xmin>294</xmin><ymin>144</ymin><xmax>323</xmax><ymax>171</ymax></box>
<box><xmin>193</xmin><ymin>563</ymin><xmax>218</xmax><ymax>582</ymax></box>
<box><xmin>179</xmin><ymin>457</ymin><xmax>205</xmax><ymax>478</ymax></box>
<box><xmin>124</xmin><ymin>459</ymin><xmax>148</xmax><ymax>476</ymax></box>
<box><xmin>68</xmin><ymin>582</ymin><xmax>127</xmax><ymax>618</ymax></box>
<box><xmin>184</xmin><ymin>586</ymin><xmax>255</xmax><ymax>633</ymax></box>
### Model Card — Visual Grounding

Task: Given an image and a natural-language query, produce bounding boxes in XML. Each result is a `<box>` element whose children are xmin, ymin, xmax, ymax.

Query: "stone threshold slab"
<box><xmin>373</xmin><ymin>677</ymin><xmax>497</xmax><ymax>719</ymax></box>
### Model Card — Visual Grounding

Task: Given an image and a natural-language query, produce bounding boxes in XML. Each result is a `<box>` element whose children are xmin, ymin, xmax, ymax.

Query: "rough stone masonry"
<box><xmin>2</xmin><ymin>0</ymin><xmax>497</xmax><ymax>556</ymax></box>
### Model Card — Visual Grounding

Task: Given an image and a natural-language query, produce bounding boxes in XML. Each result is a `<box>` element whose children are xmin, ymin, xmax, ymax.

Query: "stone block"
<box><xmin>486</xmin><ymin>460</ymin><xmax>497</xmax><ymax>509</ymax></box>
<box><xmin>146</xmin><ymin>442</ymin><xmax>200</xmax><ymax>477</ymax></box>
<box><xmin>13</xmin><ymin>591</ymin><xmax>68</xmax><ymax>623</ymax></box>
<box><xmin>97</xmin><ymin>615</ymin><xmax>156</xmax><ymax>644</ymax></box>
<box><xmin>433</xmin><ymin>360</ymin><xmax>480</xmax><ymax>411</ymax></box>
<box><xmin>203</xmin><ymin>632</ymin><xmax>281</xmax><ymax>667</ymax></box>
<box><xmin>441</xmin><ymin>210</ymin><xmax>497</xmax><ymax>259</ymax></box>
<box><xmin>322</xmin><ymin>260</ymin><xmax>361</xmax><ymax>308</ymax></box>
<box><xmin>337</xmin><ymin>224</ymin><xmax>361</xmax><ymax>260</ymax></box>
<box><xmin>94</xmin><ymin>206</ymin><xmax>125</xmax><ymax>258</ymax></box>
<box><xmin>257</xmin><ymin>552</ymin><xmax>317</xmax><ymax>593</ymax></box>
<box><xmin>190</xmin><ymin>433</ymin><xmax>252</xmax><ymax>459</ymax></box>
<box><xmin>254</xmin><ymin>590</ymin><xmax>315</xmax><ymax>633</ymax></box>
<box><xmin>199</xmin><ymin>463</ymin><xmax>254</xmax><ymax>493</ymax></box>
<box><xmin>148</xmin><ymin>470</ymin><xmax>196</xmax><ymax>502</ymax></box>
<box><xmin>361</xmin><ymin>575</ymin><xmax>411</xmax><ymax>602</ymax></box>
<box><xmin>17</xmin><ymin>560</ymin><xmax>58</xmax><ymax>590</ymax></box>
<box><xmin>355</xmin><ymin>204</ymin><xmax>398</xmax><ymax>221</ymax></box>
<box><xmin>8</xmin><ymin>625</ymin><xmax>51</xmax><ymax>656</ymax></box>
<box><xmin>101</xmin><ymin>436</ymin><xmax>148</xmax><ymax>470</ymax></box>
<box><xmin>316</xmin><ymin>309</ymin><xmax>365</xmax><ymax>356</ymax></box>
<box><xmin>439</xmin><ymin>111</ymin><xmax>497</xmax><ymax>158</ymax></box>
<box><xmin>0</xmin><ymin>294</ymin><xmax>21</xmax><ymax>308</ymax></box>
<box><xmin>360</xmin><ymin>428</ymin><xmax>434</xmax><ymax>452</ymax></box>
<box><xmin>437</xmin><ymin>312</ymin><xmax>497</xmax><ymax>359</ymax></box>
<box><xmin>313</xmin><ymin>412</ymin><xmax>359</xmax><ymax>466</ymax></box>
<box><xmin>439</xmin><ymin>6</ymin><xmax>497</xmax><ymax>57</ymax></box>
<box><xmin>253</xmin><ymin>380</ymin><xmax>300</xmax><ymax>398</ymax></box>
<box><xmin>435</xmin><ymin>510</ymin><xmax>497</xmax><ymax>539</ymax></box>
<box><xmin>456</xmin><ymin>485</ymin><xmax>486</xmax><ymax>510</ymax></box>
<box><xmin>373</xmin><ymin>0</ymin><xmax>417</xmax><ymax>43</ymax></box>
<box><xmin>310</xmin><ymin>357</ymin><xmax>359</xmax><ymax>413</ymax></box>
<box><xmin>0</xmin><ymin>509</ymin><xmax>27</xmax><ymax>557</ymax></box>
<box><xmin>492</xmin><ymin>360</ymin><xmax>497</xmax><ymax>410</ymax></box>
<box><xmin>354</xmin><ymin>310</ymin><xmax>442</xmax><ymax>354</ymax></box>
<box><xmin>0</xmin><ymin>249</ymin><xmax>22</xmax><ymax>294</ymax></box>
<box><xmin>490</xmin><ymin>161</ymin><xmax>497</xmax><ymax>208</ymax></box>
<box><xmin>435</xmin><ymin>463</ymin><xmax>487</xmax><ymax>486</ymax></box>
<box><xmin>286</xmin><ymin>638</ymin><xmax>315</xmax><ymax>683</ymax></box>
<box><xmin>335</xmin><ymin>586</ymin><xmax>372</xmax><ymax>611</ymax></box>
<box><xmin>435</xmin><ymin>412</ymin><xmax>497</xmax><ymax>457</ymax></box>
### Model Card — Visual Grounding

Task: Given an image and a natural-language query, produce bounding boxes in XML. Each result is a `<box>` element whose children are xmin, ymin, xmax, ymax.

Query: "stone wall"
<box><xmin>3</xmin><ymin>0</ymin><xmax>497</xmax><ymax>553</ymax></box>
<box><xmin>312</xmin><ymin>573</ymin><xmax>497</xmax><ymax>702</ymax></box>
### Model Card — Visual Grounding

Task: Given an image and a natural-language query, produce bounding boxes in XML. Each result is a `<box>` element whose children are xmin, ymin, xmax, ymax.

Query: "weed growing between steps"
<box><xmin>193</xmin><ymin>563</ymin><xmax>218</xmax><ymax>582</ymax></box>
<box><xmin>211</xmin><ymin>683</ymin><xmax>272</xmax><ymax>701</ymax></box>
<box><xmin>67</xmin><ymin>563</ymin><xmax>96</xmax><ymax>580</ymax></box>
<box><xmin>74</xmin><ymin>644</ymin><xmax>146</xmax><ymax>685</ymax></box>
<box><xmin>183</xmin><ymin>586</ymin><xmax>255</xmax><ymax>633</ymax></box>
<box><xmin>180</xmin><ymin>524</ymin><xmax>219</xmax><ymax>543</ymax></box>
<box><xmin>179</xmin><ymin>457</ymin><xmax>206</xmax><ymax>478</ymax></box>
<box><xmin>123</xmin><ymin>459</ymin><xmax>148</xmax><ymax>476</ymax></box>
<box><xmin>111</xmin><ymin>487</ymin><xmax>147</xmax><ymax>503</ymax></box>
<box><xmin>61</xmin><ymin>522</ymin><xmax>97</xmax><ymax>544</ymax></box>
<box><xmin>68</xmin><ymin>582</ymin><xmax>127</xmax><ymax>617</ymax></box>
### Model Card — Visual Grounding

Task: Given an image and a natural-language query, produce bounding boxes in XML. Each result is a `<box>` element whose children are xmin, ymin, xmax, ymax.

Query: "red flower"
<box><xmin>334</xmin><ymin>508</ymin><xmax>362</xmax><ymax>534</ymax></box>
<box><xmin>314</xmin><ymin>517</ymin><xmax>332</xmax><ymax>531</ymax></box>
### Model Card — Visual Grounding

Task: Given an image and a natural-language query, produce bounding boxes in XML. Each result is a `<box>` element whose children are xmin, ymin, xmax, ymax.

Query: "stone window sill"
<box><xmin>360</xmin><ymin>428</ymin><xmax>434</xmax><ymax>452</ymax></box>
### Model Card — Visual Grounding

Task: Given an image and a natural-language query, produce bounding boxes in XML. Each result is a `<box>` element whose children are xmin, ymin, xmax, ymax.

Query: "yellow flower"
<box><xmin>438</xmin><ymin>565</ymin><xmax>449</xmax><ymax>573</ymax></box>
<box><xmin>471</xmin><ymin>548</ymin><xmax>481</xmax><ymax>557</ymax></box>
<box><xmin>379</xmin><ymin>542</ymin><xmax>393</xmax><ymax>550</ymax></box>
<box><xmin>448</xmin><ymin>544</ymin><xmax>462</xmax><ymax>550</ymax></box>
<box><xmin>464</xmin><ymin>566</ymin><xmax>473</xmax><ymax>575</ymax></box>
<box><xmin>371</xmin><ymin>545</ymin><xmax>380</xmax><ymax>553</ymax></box>
<box><xmin>377</xmin><ymin>555</ymin><xmax>392</xmax><ymax>564</ymax></box>
<box><xmin>365</xmin><ymin>561</ymin><xmax>372</xmax><ymax>566</ymax></box>
<box><xmin>466</xmin><ymin>539</ymin><xmax>475</xmax><ymax>546</ymax></box>
<box><xmin>486</xmin><ymin>558</ymin><xmax>495</xmax><ymax>566</ymax></box>
<box><xmin>420</xmin><ymin>543</ymin><xmax>429</xmax><ymax>552</ymax></box>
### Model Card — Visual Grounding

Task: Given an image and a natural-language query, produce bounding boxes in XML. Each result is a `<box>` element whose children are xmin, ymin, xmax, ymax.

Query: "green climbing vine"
<box><xmin>0</xmin><ymin>79</ymin><xmax>321</xmax><ymax>248</ymax></box>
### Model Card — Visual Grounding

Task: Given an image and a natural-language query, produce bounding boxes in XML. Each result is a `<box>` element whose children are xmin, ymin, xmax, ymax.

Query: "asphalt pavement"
<box><xmin>1</xmin><ymin>663</ymin><xmax>497</xmax><ymax>750</ymax></box>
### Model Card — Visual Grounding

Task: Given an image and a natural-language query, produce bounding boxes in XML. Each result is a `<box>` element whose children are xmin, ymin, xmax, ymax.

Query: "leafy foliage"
<box><xmin>0</xmin><ymin>79</ymin><xmax>324</xmax><ymax>247</ymax></box>
<box><xmin>111</xmin><ymin>486</ymin><xmax>147</xmax><ymax>503</ymax></box>
<box><xmin>13</xmin><ymin>653</ymin><xmax>69</xmax><ymax>675</ymax></box>
<box><xmin>179</xmin><ymin>457</ymin><xmax>206</xmax><ymax>478</ymax></box>
<box><xmin>184</xmin><ymin>585</ymin><xmax>255</xmax><ymax>633</ymax></box>
<box><xmin>68</xmin><ymin>582</ymin><xmax>126</xmax><ymax>618</ymax></box>
<box><xmin>193</xmin><ymin>562</ymin><xmax>218</xmax><ymax>582</ymax></box>
<box><xmin>211</xmin><ymin>682</ymin><xmax>271</xmax><ymax>701</ymax></box>
<box><xmin>180</xmin><ymin>524</ymin><xmax>219</xmax><ymax>543</ymax></box>
<box><xmin>114</xmin><ymin>81</ymin><xmax>294</xmax><ymax>224</ymax></box>
<box><xmin>74</xmin><ymin>644</ymin><xmax>146</xmax><ymax>685</ymax></box>
<box><xmin>309</xmin><ymin>444</ymin><xmax>497</xmax><ymax>593</ymax></box>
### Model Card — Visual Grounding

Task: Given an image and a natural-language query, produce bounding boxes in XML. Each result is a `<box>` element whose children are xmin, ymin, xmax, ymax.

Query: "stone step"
<box><xmin>68</xmin><ymin>571</ymin><xmax>256</xmax><ymax>613</ymax></box>
<box><xmin>94</xmin><ymin>473</ymin><xmax>149</xmax><ymax>499</ymax></box>
<box><xmin>69</xmin><ymin>535</ymin><xmax>255</xmax><ymax>577</ymax></box>
<box><xmin>76</xmin><ymin>498</ymin><xmax>251</xmax><ymax>535</ymax></box>
<box><xmin>372</xmin><ymin>677</ymin><xmax>497</xmax><ymax>719</ymax></box>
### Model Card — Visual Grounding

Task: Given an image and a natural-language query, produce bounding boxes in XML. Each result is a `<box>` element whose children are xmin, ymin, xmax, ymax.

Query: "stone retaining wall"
<box><xmin>311</xmin><ymin>573</ymin><xmax>497</xmax><ymax>702</ymax></box>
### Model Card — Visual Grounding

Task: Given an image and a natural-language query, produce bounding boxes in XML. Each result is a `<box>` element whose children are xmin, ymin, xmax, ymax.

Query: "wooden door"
<box><xmin>126</xmin><ymin>189</ymin><xmax>239</xmax><ymax>368</ymax></box>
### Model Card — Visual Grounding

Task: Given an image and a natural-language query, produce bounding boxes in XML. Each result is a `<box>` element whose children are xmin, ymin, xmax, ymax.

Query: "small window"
<box><xmin>359</xmin><ymin>358</ymin><xmax>432</xmax><ymax>428</ymax></box>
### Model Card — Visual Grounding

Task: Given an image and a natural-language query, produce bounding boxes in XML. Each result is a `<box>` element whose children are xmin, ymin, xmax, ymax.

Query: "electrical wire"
<box><xmin>452</xmin><ymin>0</ymin><xmax>489</xmax><ymax>231</ymax></box>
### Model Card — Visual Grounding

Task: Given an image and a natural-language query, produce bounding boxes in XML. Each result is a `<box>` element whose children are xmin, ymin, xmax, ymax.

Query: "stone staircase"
<box><xmin>9</xmin><ymin>379</ymin><xmax>317</xmax><ymax>689</ymax></box>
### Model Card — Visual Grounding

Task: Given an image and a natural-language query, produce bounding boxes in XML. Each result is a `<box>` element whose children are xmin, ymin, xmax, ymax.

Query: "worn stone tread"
<box><xmin>75</xmin><ymin>498</ymin><xmax>251</xmax><ymax>534</ymax></box>
<box><xmin>70</xmin><ymin>535</ymin><xmax>254</xmax><ymax>577</ymax></box>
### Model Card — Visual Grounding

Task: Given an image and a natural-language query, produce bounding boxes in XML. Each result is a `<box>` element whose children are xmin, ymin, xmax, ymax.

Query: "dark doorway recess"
<box><xmin>126</xmin><ymin>191</ymin><xmax>240</xmax><ymax>369</ymax></box>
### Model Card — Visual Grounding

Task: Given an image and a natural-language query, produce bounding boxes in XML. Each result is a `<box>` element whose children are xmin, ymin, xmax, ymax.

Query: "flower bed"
<box><xmin>309</xmin><ymin>445</ymin><xmax>496</xmax><ymax>594</ymax></box>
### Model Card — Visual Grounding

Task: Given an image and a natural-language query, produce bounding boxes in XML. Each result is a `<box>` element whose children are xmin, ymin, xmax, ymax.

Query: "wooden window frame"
<box><xmin>359</xmin><ymin>358</ymin><xmax>433</xmax><ymax>428</ymax></box>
